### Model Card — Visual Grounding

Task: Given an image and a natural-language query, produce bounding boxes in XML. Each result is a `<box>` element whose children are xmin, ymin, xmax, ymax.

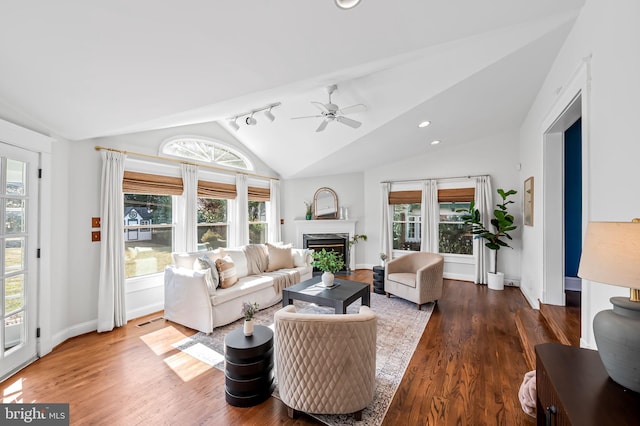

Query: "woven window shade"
<box><xmin>388</xmin><ymin>188</ymin><xmax>475</xmax><ymax>204</ymax></box>
<box><xmin>122</xmin><ymin>171</ymin><xmax>183</xmax><ymax>195</ymax></box>
<box><xmin>248</xmin><ymin>186</ymin><xmax>270</xmax><ymax>202</ymax></box>
<box><xmin>388</xmin><ymin>190</ymin><xmax>421</xmax><ymax>205</ymax></box>
<box><xmin>438</xmin><ymin>188</ymin><xmax>475</xmax><ymax>202</ymax></box>
<box><xmin>197</xmin><ymin>181</ymin><xmax>237</xmax><ymax>199</ymax></box>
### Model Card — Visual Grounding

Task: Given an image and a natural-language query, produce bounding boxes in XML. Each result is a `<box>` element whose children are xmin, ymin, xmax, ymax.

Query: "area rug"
<box><xmin>174</xmin><ymin>292</ymin><xmax>433</xmax><ymax>426</ymax></box>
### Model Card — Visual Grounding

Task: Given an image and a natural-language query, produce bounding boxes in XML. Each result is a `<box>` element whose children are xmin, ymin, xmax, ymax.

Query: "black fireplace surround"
<box><xmin>303</xmin><ymin>233</ymin><xmax>349</xmax><ymax>273</ymax></box>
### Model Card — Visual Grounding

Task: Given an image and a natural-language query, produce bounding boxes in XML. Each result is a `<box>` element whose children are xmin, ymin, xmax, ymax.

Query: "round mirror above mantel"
<box><xmin>313</xmin><ymin>187</ymin><xmax>338</xmax><ymax>219</ymax></box>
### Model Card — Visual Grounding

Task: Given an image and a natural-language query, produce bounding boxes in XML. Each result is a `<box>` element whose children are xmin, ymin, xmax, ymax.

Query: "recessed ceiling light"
<box><xmin>430</xmin><ymin>140</ymin><xmax>441</xmax><ymax>145</ymax></box>
<box><xmin>418</xmin><ymin>120</ymin><xmax>431</xmax><ymax>128</ymax></box>
<box><xmin>335</xmin><ymin>0</ymin><xmax>361</xmax><ymax>9</ymax></box>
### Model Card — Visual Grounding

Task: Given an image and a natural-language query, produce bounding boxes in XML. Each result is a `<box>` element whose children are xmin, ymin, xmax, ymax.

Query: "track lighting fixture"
<box><xmin>264</xmin><ymin>107</ymin><xmax>276</xmax><ymax>122</ymax></box>
<box><xmin>228</xmin><ymin>117</ymin><xmax>240</xmax><ymax>131</ymax></box>
<box><xmin>226</xmin><ymin>102</ymin><xmax>280</xmax><ymax>131</ymax></box>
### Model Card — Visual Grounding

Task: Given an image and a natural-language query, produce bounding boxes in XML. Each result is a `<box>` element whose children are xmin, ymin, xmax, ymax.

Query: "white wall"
<box><xmin>518</xmin><ymin>0</ymin><xmax>640</xmax><ymax>348</ymax></box>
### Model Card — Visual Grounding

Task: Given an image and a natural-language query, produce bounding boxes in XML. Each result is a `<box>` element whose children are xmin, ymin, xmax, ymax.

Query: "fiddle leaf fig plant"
<box><xmin>460</xmin><ymin>188</ymin><xmax>517</xmax><ymax>273</ymax></box>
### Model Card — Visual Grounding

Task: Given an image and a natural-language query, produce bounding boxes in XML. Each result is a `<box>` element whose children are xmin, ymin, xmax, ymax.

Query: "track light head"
<box><xmin>245</xmin><ymin>114</ymin><xmax>257</xmax><ymax>125</ymax></box>
<box><xmin>228</xmin><ymin>117</ymin><xmax>240</xmax><ymax>131</ymax></box>
<box><xmin>264</xmin><ymin>108</ymin><xmax>276</xmax><ymax>122</ymax></box>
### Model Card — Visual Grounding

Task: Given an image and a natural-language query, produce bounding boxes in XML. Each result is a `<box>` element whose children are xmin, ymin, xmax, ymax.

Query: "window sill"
<box><xmin>126</xmin><ymin>273</ymin><xmax>164</xmax><ymax>294</ymax></box>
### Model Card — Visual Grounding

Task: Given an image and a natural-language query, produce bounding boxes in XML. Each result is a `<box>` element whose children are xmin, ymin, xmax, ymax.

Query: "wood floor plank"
<box><xmin>1</xmin><ymin>273</ymin><xmax>536</xmax><ymax>425</ymax></box>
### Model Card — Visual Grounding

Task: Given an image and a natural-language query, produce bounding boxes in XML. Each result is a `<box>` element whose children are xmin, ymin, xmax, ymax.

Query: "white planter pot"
<box><xmin>487</xmin><ymin>272</ymin><xmax>505</xmax><ymax>291</ymax></box>
<box><xmin>243</xmin><ymin>319</ymin><xmax>254</xmax><ymax>336</ymax></box>
<box><xmin>321</xmin><ymin>271</ymin><xmax>335</xmax><ymax>287</ymax></box>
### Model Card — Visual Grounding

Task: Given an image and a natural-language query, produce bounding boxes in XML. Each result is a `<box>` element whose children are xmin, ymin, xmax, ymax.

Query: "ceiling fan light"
<box><xmin>264</xmin><ymin>108</ymin><xmax>276</xmax><ymax>122</ymax></box>
<box><xmin>335</xmin><ymin>0</ymin><xmax>361</xmax><ymax>10</ymax></box>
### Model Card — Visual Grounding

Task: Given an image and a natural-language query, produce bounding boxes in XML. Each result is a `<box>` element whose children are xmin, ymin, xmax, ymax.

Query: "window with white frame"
<box><xmin>248</xmin><ymin>200</ymin><xmax>268</xmax><ymax>244</ymax></box>
<box><xmin>392</xmin><ymin>203</ymin><xmax>421</xmax><ymax>251</ymax></box>
<box><xmin>438</xmin><ymin>201</ymin><xmax>473</xmax><ymax>255</ymax></box>
<box><xmin>197</xmin><ymin>197</ymin><xmax>228</xmax><ymax>250</ymax></box>
<box><xmin>161</xmin><ymin>136</ymin><xmax>253</xmax><ymax>171</ymax></box>
<box><xmin>123</xmin><ymin>194</ymin><xmax>174</xmax><ymax>278</ymax></box>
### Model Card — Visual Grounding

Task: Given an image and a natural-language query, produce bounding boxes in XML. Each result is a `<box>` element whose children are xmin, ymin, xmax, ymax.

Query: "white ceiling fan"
<box><xmin>291</xmin><ymin>84</ymin><xmax>366</xmax><ymax>132</ymax></box>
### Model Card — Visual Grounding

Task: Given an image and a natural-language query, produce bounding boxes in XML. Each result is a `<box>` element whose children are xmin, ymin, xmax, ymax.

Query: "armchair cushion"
<box><xmin>387</xmin><ymin>272</ymin><xmax>417</xmax><ymax>288</ymax></box>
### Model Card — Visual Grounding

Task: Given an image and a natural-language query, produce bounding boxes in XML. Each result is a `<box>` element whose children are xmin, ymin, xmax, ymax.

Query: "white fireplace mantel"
<box><xmin>294</xmin><ymin>219</ymin><xmax>357</xmax><ymax>269</ymax></box>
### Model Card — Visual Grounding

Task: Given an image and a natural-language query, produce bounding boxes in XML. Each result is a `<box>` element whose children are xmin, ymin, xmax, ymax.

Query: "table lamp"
<box><xmin>577</xmin><ymin>220</ymin><xmax>640</xmax><ymax>393</ymax></box>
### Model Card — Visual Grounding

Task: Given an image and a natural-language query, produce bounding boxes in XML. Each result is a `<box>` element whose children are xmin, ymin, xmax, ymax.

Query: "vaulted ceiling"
<box><xmin>0</xmin><ymin>1</ymin><xmax>584</xmax><ymax>178</ymax></box>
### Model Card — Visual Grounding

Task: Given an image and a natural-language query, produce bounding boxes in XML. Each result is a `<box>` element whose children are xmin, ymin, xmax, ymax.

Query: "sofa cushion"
<box><xmin>210</xmin><ymin>274</ymin><xmax>275</xmax><ymax>306</ymax></box>
<box><xmin>216</xmin><ymin>255</ymin><xmax>239</xmax><ymax>288</ymax></box>
<box><xmin>387</xmin><ymin>272</ymin><xmax>417</xmax><ymax>288</ymax></box>
<box><xmin>266</xmin><ymin>243</ymin><xmax>294</xmax><ymax>271</ymax></box>
<box><xmin>221</xmin><ymin>248</ymin><xmax>249</xmax><ymax>278</ymax></box>
<box><xmin>291</xmin><ymin>248</ymin><xmax>312</xmax><ymax>267</ymax></box>
<box><xmin>172</xmin><ymin>249</ymin><xmax>221</xmax><ymax>269</ymax></box>
<box><xmin>193</xmin><ymin>256</ymin><xmax>220</xmax><ymax>293</ymax></box>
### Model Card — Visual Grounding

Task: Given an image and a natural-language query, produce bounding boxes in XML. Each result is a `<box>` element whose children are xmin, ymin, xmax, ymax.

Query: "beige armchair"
<box><xmin>274</xmin><ymin>305</ymin><xmax>377</xmax><ymax>420</ymax></box>
<box><xmin>385</xmin><ymin>252</ymin><xmax>444</xmax><ymax>310</ymax></box>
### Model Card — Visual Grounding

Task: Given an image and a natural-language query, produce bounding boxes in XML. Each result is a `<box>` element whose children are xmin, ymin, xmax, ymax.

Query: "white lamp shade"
<box><xmin>577</xmin><ymin>222</ymin><xmax>640</xmax><ymax>289</ymax></box>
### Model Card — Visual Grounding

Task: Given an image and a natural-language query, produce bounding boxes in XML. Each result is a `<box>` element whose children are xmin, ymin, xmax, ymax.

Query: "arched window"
<box><xmin>160</xmin><ymin>136</ymin><xmax>253</xmax><ymax>171</ymax></box>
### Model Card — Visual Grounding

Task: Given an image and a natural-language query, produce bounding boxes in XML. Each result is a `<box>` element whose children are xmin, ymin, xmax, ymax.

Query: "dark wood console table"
<box><xmin>535</xmin><ymin>342</ymin><xmax>640</xmax><ymax>425</ymax></box>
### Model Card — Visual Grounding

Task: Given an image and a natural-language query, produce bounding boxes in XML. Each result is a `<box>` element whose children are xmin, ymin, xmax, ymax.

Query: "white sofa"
<box><xmin>164</xmin><ymin>244</ymin><xmax>313</xmax><ymax>333</ymax></box>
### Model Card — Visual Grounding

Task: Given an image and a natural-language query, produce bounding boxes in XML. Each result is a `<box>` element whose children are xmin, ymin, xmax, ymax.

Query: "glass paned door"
<box><xmin>0</xmin><ymin>143</ymin><xmax>38</xmax><ymax>380</ymax></box>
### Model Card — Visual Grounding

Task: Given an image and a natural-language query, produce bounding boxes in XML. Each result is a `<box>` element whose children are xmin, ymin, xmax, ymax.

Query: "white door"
<box><xmin>0</xmin><ymin>142</ymin><xmax>39</xmax><ymax>379</ymax></box>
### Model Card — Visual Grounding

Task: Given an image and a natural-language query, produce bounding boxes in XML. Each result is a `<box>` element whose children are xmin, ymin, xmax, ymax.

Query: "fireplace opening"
<box><xmin>303</xmin><ymin>233</ymin><xmax>349</xmax><ymax>273</ymax></box>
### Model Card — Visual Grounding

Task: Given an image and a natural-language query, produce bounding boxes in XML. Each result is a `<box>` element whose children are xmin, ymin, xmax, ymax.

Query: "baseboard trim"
<box><xmin>520</xmin><ymin>285</ymin><xmax>540</xmax><ymax>309</ymax></box>
<box><xmin>127</xmin><ymin>303</ymin><xmax>164</xmax><ymax>321</ymax></box>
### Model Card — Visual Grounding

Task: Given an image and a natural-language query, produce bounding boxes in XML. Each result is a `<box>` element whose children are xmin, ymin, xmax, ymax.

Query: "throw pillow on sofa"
<box><xmin>193</xmin><ymin>256</ymin><xmax>220</xmax><ymax>294</ymax></box>
<box><xmin>291</xmin><ymin>248</ymin><xmax>312</xmax><ymax>267</ymax></box>
<box><xmin>266</xmin><ymin>243</ymin><xmax>294</xmax><ymax>272</ymax></box>
<box><xmin>216</xmin><ymin>255</ymin><xmax>239</xmax><ymax>288</ymax></box>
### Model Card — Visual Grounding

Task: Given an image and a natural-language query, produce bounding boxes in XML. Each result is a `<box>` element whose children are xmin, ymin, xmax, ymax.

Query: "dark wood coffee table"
<box><xmin>282</xmin><ymin>277</ymin><xmax>370</xmax><ymax>314</ymax></box>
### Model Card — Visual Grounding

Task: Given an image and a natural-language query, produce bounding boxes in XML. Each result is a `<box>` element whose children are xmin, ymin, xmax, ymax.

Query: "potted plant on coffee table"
<box><xmin>311</xmin><ymin>248</ymin><xmax>345</xmax><ymax>287</ymax></box>
<box><xmin>242</xmin><ymin>301</ymin><xmax>259</xmax><ymax>336</ymax></box>
<box><xmin>461</xmin><ymin>188</ymin><xmax>517</xmax><ymax>290</ymax></box>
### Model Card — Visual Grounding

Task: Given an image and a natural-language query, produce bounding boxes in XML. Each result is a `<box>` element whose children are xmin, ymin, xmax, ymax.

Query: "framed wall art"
<box><xmin>524</xmin><ymin>176</ymin><xmax>534</xmax><ymax>226</ymax></box>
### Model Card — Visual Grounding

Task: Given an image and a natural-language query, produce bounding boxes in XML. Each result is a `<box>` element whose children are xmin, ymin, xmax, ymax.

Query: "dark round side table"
<box><xmin>224</xmin><ymin>325</ymin><xmax>274</xmax><ymax>407</ymax></box>
<box><xmin>372</xmin><ymin>265</ymin><xmax>385</xmax><ymax>295</ymax></box>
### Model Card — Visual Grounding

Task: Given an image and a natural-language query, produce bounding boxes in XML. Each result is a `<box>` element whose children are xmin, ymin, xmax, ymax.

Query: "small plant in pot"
<box><xmin>311</xmin><ymin>248</ymin><xmax>345</xmax><ymax>287</ymax></box>
<box><xmin>304</xmin><ymin>201</ymin><xmax>313</xmax><ymax>220</ymax></box>
<box><xmin>460</xmin><ymin>188</ymin><xmax>517</xmax><ymax>290</ymax></box>
<box><xmin>346</xmin><ymin>234</ymin><xmax>367</xmax><ymax>273</ymax></box>
<box><xmin>241</xmin><ymin>301</ymin><xmax>259</xmax><ymax>336</ymax></box>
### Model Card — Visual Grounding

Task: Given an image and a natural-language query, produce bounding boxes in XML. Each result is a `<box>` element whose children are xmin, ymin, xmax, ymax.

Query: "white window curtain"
<box><xmin>180</xmin><ymin>164</ymin><xmax>198</xmax><ymax>252</ymax></box>
<box><xmin>267</xmin><ymin>179</ymin><xmax>281</xmax><ymax>243</ymax></box>
<box><xmin>231</xmin><ymin>174</ymin><xmax>249</xmax><ymax>247</ymax></box>
<box><xmin>420</xmin><ymin>179</ymin><xmax>439</xmax><ymax>252</ymax></box>
<box><xmin>97</xmin><ymin>150</ymin><xmax>127</xmax><ymax>332</ymax></box>
<box><xmin>474</xmin><ymin>176</ymin><xmax>493</xmax><ymax>284</ymax></box>
<box><xmin>380</xmin><ymin>182</ymin><xmax>393</xmax><ymax>261</ymax></box>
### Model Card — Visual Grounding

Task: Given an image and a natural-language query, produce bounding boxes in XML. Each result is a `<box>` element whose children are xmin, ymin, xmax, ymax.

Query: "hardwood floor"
<box><xmin>1</xmin><ymin>272</ymin><xmax>535</xmax><ymax>425</ymax></box>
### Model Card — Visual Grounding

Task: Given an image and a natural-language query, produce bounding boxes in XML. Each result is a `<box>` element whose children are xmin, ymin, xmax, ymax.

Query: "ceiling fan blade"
<box><xmin>336</xmin><ymin>116</ymin><xmax>361</xmax><ymax>129</ymax></box>
<box><xmin>316</xmin><ymin>120</ymin><xmax>329</xmax><ymax>132</ymax></box>
<box><xmin>311</xmin><ymin>102</ymin><xmax>330</xmax><ymax>113</ymax></box>
<box><xmin>291</xmin><ymin>114</ymin><xmax>323</xmax><ymax>120</ymax></box>
<box><xmin>337</xmin><ymin>103</ymin><xmax>367</xmax><ymax>115</ymax></box>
